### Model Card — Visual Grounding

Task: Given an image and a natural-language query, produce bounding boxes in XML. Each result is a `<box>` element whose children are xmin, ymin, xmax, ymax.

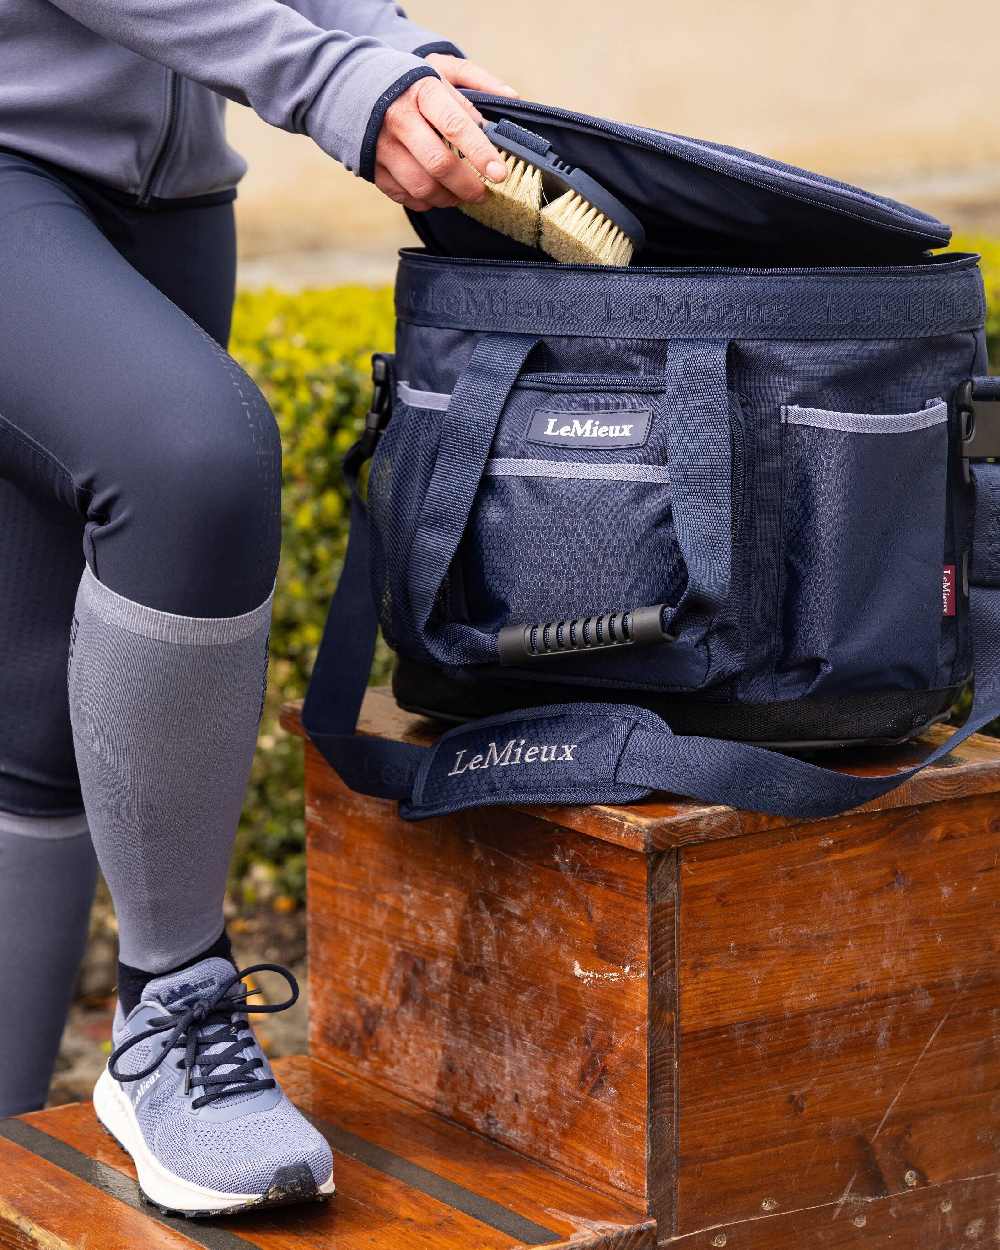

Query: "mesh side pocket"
<box><xmin>779</xmin><ymin>401</ymin><xmax>949</xmax><ymax>696</ymax></box>
<box><xmin>367</xmin><ymin>401</ymin><xmax>443</xmax><ymax>651</ymax></box>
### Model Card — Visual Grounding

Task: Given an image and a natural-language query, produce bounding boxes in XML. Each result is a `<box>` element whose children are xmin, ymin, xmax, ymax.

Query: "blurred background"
<box><xmin>55</xmin><ymin>0</ymin><xmax>1000</xmax><ymax>1101</ymax></box>
<box><xmin>233</xmin><ymin>0</ymin><xmax>1000</xmax><ymax>286</ymax></box>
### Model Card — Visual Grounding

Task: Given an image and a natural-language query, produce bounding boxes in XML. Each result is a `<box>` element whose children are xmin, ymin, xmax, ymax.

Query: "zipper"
<box><xmin>401</xmin><ymin>248</ymin><xmax>976</xmax><ymax>279</ymax></box>
<box><xmin>138</xmin><ymin>70</ymin><xmax>180</xmax><ymax>205</ymax></box>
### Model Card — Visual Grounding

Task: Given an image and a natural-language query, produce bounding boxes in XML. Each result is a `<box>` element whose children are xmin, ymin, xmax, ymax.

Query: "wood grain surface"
<box><xmin>0</xmin><ymin>1133</ymin><xmax>204</xmax><ymax>1250</ymax></box>
<box><xmin>288</xmin><ymin>689</ymin><xmax>999</xmax><ymax>1248</ymax></box>
<box><xmin>674</xmin><ymin>796</ymin><xmax>1000</xmax><ymax>1236</ymax></box>
<box><xmin>5</xmin><ymin>1058</ymin><xmax>651</xmax><ymax>1250</ymax></box>
<box><xmin>306</xmin><ymin>748</ymin><xmax>651</xmax><ymax>1201</ymax></box>
<box><xmin>660</xmin><ymin>1173</ymin><xmax>999</xmax><ymax>1248</ymax></box>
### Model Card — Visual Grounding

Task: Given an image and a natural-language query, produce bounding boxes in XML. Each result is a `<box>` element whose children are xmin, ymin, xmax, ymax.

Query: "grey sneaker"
<box><xmin>93</xmin><ymin>957</ymin><xmax>335</xmax><ymax>1217</ymax></box>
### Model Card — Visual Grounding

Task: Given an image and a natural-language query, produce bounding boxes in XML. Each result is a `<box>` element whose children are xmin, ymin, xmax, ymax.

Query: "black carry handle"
<box><xmin>497</xmin><ymin>604</ymin><xmax>673</xmax><ymax>665</ymax></box>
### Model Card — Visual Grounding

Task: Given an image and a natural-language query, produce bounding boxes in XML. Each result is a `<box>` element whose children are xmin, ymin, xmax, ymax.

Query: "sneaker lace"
<box><xmin>108</xmin><ymin>963</ymin><xmax>298</xmax><ymax>1109</ymax></box>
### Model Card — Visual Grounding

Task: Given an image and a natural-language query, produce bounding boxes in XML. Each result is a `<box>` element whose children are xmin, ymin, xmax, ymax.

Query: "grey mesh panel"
<box><xmin>782</xmin><ymin>399</ymin><xmax>947</xmax><ymax>434</ymax></box>
<box><xmin>485</xmin><ymin>457</ymin><xmax>671</xmax><ymax>484</ymax></box>
<box><xmin>397</xmin><ymin>381</ymin><xmax>450</xmax><ymax>411</ymax></box>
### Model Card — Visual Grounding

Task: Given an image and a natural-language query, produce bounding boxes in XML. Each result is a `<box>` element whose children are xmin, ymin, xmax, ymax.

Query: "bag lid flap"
<box><xmin>406</xmin><ymin>94</ymin><xmax>951</xmax><ymax>266</ymax></box>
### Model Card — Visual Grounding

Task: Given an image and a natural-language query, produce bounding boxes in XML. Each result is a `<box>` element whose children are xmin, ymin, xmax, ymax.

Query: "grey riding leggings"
<box><xmin>0</xmin><ymin>149</ymin><xmax>282</xmax><ymax>1113</ymax></box>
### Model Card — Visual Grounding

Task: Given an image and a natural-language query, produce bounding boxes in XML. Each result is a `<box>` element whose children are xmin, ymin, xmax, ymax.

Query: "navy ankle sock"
<box><xmin>117</xmin><ymin>928</ymin><xmax>233</xmax><ymax>1015</ymax></box>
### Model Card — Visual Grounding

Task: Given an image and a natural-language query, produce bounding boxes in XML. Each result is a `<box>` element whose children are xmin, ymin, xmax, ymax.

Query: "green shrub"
<box><xmin>953</xmin><ymin>236</ymin><xmax>1000</xmax><ymax>360</ymax></box>
<box><xmin>231</xmin><ymin>242</ymin><xmax>1000</xmax><ymax>905</ymax></box>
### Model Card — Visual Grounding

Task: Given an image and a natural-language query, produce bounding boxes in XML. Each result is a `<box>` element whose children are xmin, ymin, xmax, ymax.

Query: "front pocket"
<box><xmin>460</xmin><ymin>377</ymin><xmax>687</xmax><ymax>632</ymax></box>
<box><xmin>464</xmin><ymin>457</ymin><xmax>685</xmax><ymax>630</ymax></box>
<box><xmin>779</xmin><ymin>399</ymin><xmax>949</xmax><ymax>696</ymax></box>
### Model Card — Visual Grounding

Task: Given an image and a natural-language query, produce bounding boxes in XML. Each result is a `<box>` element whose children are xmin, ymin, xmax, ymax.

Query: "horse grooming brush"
<box><xmin>457</xmin><ymin>119</ymin><xmax>645</xmax><ymax>266</ymax></box>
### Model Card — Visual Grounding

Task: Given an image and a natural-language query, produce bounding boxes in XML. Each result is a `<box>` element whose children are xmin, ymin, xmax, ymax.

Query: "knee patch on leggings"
<box><xmin>79</xmin><ymin>348</ymin><xmax>283</xmax><ymax>619</ymax></box>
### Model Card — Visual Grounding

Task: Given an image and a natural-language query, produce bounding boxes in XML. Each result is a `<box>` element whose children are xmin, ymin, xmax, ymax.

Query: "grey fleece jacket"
<box><xmin>0</xmin><ymin>0</ymin><xmax>461</xmax><ymax>200</ymax></box>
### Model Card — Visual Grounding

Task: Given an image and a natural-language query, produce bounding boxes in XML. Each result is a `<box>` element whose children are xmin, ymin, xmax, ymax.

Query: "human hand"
<box><xmin>373</xmin><ymin>63</ymin><xmax>518</xmax><ymax>212</ymax></box>
<box><xmin>423</xmin><ymin>53</ymin><xmax>518</xmax><ymax>101</ymax></box>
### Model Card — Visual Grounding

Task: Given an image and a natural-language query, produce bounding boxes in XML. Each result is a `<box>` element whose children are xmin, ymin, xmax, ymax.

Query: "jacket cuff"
<box><xmin>358</xmin><ymin>63</ymin><xmax>438</xmax><ymax>181</ymax></box>
<box><xmin>412</xmin><ymin>41</ymin><xmax>465</xmax><ymax>58</ymax></box>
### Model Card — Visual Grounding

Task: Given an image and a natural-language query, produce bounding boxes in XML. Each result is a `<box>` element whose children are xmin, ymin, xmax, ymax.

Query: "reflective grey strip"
<box><xmin>397</xmin><ymin>381</ymin><xmax>450</xmax><ymax>411</ymax></box>
<box><xmin>782</xmin><ymin>399</ymin><xmax>947</xmax><ymax>434</ymax></box>
<box><xmin>486</xmin><ymin>457</ymin><xmax>671</xmax><ymax>484</ymax></box>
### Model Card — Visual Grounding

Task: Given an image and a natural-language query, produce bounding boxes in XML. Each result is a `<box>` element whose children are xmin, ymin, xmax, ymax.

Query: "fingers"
<box><xmin>373</xmin><ymin>163</ymin><xmax>432</xmax><ymax>212</ymax></box>
<box><xmin>373</xmin><ymin>68</ymin><xmax>517</xmax><ymax>212</ymax></box>
<box><xmin>446</xmin><ymin>85</ymin><xmax>485</xmax><ymax>126</ymax></box>
<box><xmin>389</xmin><ymin>117</ymin><xmax>486</xmax><ymax>202</ymax></box>
<box><xmin>412</xmin><ymin>77</ymin><xmax>508</xmax><ymax>183</ymax></box>
<box><xmin>425</xmin><ymin>54</ymin><xmax>518</xmax><ymax>98</ymax></box>
<box><xmin>375</xmin><ymin>132</ymin><xmax>459</xmax><ymax>209</ymax></box>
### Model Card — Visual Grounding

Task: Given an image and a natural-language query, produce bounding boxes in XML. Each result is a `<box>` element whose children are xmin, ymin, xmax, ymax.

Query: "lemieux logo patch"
<box><xmin>448</xmin><ymin>737</ymin><xmax>578</xmax><ymax>777</ymax></box>
<box><xmin>527</xmin><ymin>407</ymin><xmax>652</xmax><ymax>449</ymax></box>
<box><xmin>942</xmin><ymin>564</ymin><xmax>956</xmax><ymax>617</ymax></box>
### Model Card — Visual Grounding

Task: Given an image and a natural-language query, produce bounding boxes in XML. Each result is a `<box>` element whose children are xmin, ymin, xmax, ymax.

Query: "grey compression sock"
<box><xmin>0</xmin><ymin>810</ymin><xmax>97</xmax><ymax>1115</ymax></box>
<box><xmin>68</xmin><ymin>566</ymin><xmax>271</xmax><ymax>974</ymax></box>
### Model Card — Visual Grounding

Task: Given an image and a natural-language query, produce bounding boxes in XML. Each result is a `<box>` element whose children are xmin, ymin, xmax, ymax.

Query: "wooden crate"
<box><xmin>286</xmin><ymin>690</ymin><xmax>1000</xmax><ymax>1249</ymax></box>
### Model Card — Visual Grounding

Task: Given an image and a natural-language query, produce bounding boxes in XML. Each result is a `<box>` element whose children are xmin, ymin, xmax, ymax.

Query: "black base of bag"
<box><xmin>393</xmin><ymin>658</ymin><xmax>962</xmax><ymax>751</ymax></box>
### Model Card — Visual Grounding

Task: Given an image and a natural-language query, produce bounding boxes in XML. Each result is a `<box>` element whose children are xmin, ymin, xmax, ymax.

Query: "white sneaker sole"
<box><xmin>93</xmin><ymin>1068</ymin><xmax>335</xmax><ymax>1216</ymax></box>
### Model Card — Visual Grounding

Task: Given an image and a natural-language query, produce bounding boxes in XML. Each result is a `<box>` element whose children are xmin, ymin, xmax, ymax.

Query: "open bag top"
<box><xmin>406</xmin><ymin>93</ymin><xmax>952</xmax><ymax>267</ymax></box>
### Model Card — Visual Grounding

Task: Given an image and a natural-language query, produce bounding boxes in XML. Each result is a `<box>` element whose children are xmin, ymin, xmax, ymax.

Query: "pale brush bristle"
<box><xmin>539</xmin><ymin>189</ymin><xmax>634</xmax><ymax>266</ymax></box>
<box><xmin>454</xmin><ymin>150</ymin><xmax>542</xmax><ymax>249</ymax></box>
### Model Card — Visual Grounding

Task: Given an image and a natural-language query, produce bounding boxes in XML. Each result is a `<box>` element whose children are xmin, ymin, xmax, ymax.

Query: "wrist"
<box><xmin>303</xmin><ymin>48</ymin><xmax>438</xmax><ymax>180</ymax></box>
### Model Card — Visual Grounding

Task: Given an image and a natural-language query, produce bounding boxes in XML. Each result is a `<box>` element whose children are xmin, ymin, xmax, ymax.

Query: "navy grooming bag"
<box><xmin>303</xmin><ymin>95</ymin><xmax>1000</xmax><ymax>821</ymax></box>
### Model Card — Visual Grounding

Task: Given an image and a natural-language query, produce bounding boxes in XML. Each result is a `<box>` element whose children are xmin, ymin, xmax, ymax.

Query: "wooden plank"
<box><xmin>282</xmin><ymin>691</ymin><xmax>1000</xmax><ymax>851</ymax></box>
<box><xmin>545</xmin><ymin>1225</ymin><xmax>657</xmax><ymax>1250</ymax></box>
<box><xmin>674</xmin><ymin>796</ymin><xmax>1000</xmax><ymax>1233</ymax></box>
<box><xmin>646</xmin><ymin>851</ymin><xmax>678</xmax><ymax>1239</ymax></box>
<box><xmin>663</xmin><ymin>1174</ymin><xmax>999</xmax><ymax>1248</ymax></box>
<box><xmin>305</xmin><ymin>751</ymin><xmax>651</xmax><ymax>1201</ymax></box>
<box><xmin>14</xmin><ymin>1101</ymin><xmax>529</xmax><ymax>1250</ymax></box>
<box><xmin>0</xmin><ymin>1133</ymin><xmax>206</xmax><ymax>1250</ymax></box>
<box><xmin>276</xmin><ymin>1055</ymin><xmax>647</xmax><ymax>1234</ymax></box>
<box><xmin>11</xmin><ymin>1059</ymin><xmax>651</xmax><ymax>1250</ymax></box>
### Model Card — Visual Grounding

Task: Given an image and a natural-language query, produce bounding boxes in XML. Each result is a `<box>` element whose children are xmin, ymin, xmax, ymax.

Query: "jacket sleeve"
<box><xmin>282</xmin><ymin>0</ymin><xmax>464</xmax><ymax>59</ymax></box>
<box><xmin>44</xmin><ymin>0</ymin><xmax>440</xmax><ymax>180</ymax></box>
